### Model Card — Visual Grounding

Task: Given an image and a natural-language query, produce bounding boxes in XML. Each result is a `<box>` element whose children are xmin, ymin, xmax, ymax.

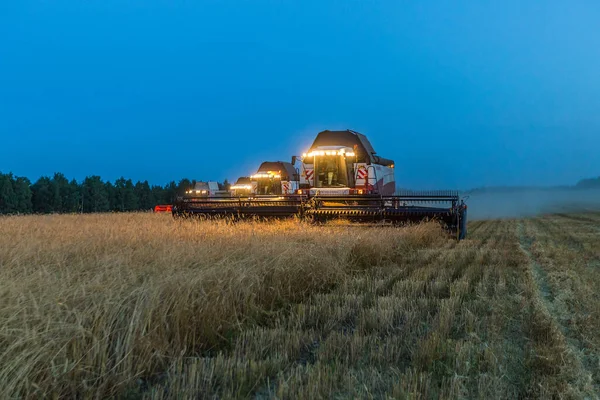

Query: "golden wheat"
<box><xmin>0</xmin><ymin>212</ymin><xmax>599</xmax><ymax>398</ymax></box>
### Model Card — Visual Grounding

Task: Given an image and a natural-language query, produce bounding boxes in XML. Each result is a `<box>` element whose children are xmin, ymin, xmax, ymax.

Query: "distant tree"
<box><xmin>82</xmin><ymin>176</ymin><xmax>109</xmax><ymax>212</ymax></box>
<box><xmin>220</xmin><ymin>179</ymin><xmax>230</xmax><ymax>191</ymax></box>
<box><xmin>63</xmin><ymin>179</ymin><xmax>82</xmax><ymax>213</ymax></box>
<box><xmin>576</xmin><ymin>177</ymin><xmax>600</xmax><ymax>189</ymax></box>
<box><xmin>31</xmin><ymin>176</ymin><xmax>54</xmax><ymax>213</ymax></box>
<box><xmin>177</xmin><ymin>179</ymin><xmax>193</xmax><ymax>196</ymax></box>
<box><xmin>0</xmin><ymin>173</ymin><xmax>18</xmax><ymax>214</ymax></box>
<box><xmin>114</xmin><ymin>178</ymin><xmax>126</xmax><ymax>211</ymax></box>
<box><xmin>124</xmin><ymin>179</ymin><xmax>138</xmax><ymax>211</ymax></box>
<box><xmin>134</xmin><ymin>180</ymin><xmax>155</xmax><ymax>210</ymax></box>
<box><xmin>1</xmin><ymin>172</ymin><xmax>203</xmax><ymax>213</ymax></box>
<box><xmin>13</xmin><ymin>176</ymin><xmax>32</xmax><ymax>213</ymax></box>
<box><xmin>104</xmin><ymin>181</ymin><xmax>117</xmax><ymax>211</ymax></box>
<box><xmin>51</xmin><ymin>172</ymin><xmax>71</xmax><ymax>212</ymax></box>
<box><xmin>113</xmin><ymin>178</ymin><xmax>138</xmax><ymax>211</ymax></box>
<box><xmin>151</xmin><ymin>185</ymin><xmax>166</xmax><ymax>205</ymax></box>
<box><xmin>163</xmin><ymin>181</ymin><xmax>178</xmax><ymax>203</ymax></box>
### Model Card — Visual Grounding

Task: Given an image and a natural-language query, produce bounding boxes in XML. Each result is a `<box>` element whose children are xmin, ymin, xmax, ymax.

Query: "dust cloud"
<box><xmin>464</xmin><ymin>188</ymin><xmax>600</xmax><ymax>220</ymax></box>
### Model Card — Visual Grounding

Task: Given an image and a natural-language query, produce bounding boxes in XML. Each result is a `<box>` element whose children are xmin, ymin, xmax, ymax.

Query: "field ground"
<box><xmin>1</xmin><ymin>212</ymin><xmax>600</xmax><ymax>399</ymax></box>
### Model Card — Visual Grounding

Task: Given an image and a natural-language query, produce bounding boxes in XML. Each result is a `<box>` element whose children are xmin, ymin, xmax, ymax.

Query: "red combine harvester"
<box><xmin>173</xmin><ymin>130</ymin><xmax>468</xmax><ymax>239</ymax></box>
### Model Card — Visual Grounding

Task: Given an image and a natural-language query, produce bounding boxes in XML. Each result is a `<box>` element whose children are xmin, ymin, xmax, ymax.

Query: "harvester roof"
<box><xmin>192</xmin><ymin>181</ymin><xmax>220</xmax><ymax>191</ymax></box>
<box><xmin>234</xmin><ymin>176</ymin><xmax>251</xmax><ymax>185</ymax></box>
<box><xmin>193</xmin><ymin>181</ymin><xmax>210</xmax><ymax>190</ymax></box>
<box><xmin>256</xmin><ymin>161</ymin><xmax>297</xmax><ymax>181</ymax></box>
<box><xmin>309</xmin><ymin>130</ymin><xmax>394</xmax><ymax>166</ymax></box>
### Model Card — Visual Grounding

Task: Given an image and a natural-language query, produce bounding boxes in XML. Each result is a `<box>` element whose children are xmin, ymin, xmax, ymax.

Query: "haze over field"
<box><xmin>466</xmin><ymin>188</ymin><xmax>600</xmax><ymax>220</ymax></box>
<box><xmin>1</xmin><ymin>1</ymin><xmax>599</xmax><ymax>189</ymax></box>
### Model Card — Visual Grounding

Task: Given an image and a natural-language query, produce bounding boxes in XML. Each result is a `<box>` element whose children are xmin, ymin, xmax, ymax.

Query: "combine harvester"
<box><xmin>173</xmin><ymin>130</ymin><xmax>468</xmax><ymax>239</ymax></box>
<box><xmin>184</xmin><ymin>181</ymin><xmax>229</xmax><ymax>197</ymax></box>
<box><xmin>246</xmin><ymin>161</ymin><xmax>299</xmax><ymax>195</ymax></box>
<box><xmin>229</xmin><ymin>177</ymin><xmax>252</xmax><ymax>196</ymax></box>
<box><xmin>176</xmin><ymin>161</ymin><xmax>303</xmax><ymax>218</ymax></box>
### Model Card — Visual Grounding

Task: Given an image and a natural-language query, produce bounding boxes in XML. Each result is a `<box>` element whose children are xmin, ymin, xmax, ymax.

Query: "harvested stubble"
<box><xmin>0</xmin><ymin>212</ymin><xmax>599</xmax><ymax>399</ymax></box>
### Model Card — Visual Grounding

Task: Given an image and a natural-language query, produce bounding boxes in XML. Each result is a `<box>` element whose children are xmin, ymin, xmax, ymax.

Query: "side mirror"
<box><xmin>291</xmin><ymin>156</ymin><xmax>297</xmax><ymax>165</ymax></box>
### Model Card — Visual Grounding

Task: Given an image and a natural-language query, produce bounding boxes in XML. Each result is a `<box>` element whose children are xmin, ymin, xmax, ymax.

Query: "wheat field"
<box><xmin>0</xmin><ymin>213</ymin><xmax>599</xmax><ymax>399</ymax></box>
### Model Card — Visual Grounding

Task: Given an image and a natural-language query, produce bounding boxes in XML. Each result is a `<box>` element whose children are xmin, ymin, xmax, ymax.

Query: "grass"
<box><xmin>0</xmin><ymin>212</ymin><xmax>599</xmax><ymax>398</ymax></box>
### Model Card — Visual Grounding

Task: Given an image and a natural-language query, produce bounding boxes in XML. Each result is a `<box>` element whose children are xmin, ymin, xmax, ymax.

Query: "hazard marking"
<box><xmin>357</xmin><ymin>166</ymin><xmax>368</xmax><ymax>179</ymax></box>
<box><xmin>305</xmin><ymin>169</ymin><xmax>314</xmax><ymax>180</ymax></box>
<box><xmin>282</xmin><ymin>182</ymin><xmax>290</xmax><ymax>193</ymax></box>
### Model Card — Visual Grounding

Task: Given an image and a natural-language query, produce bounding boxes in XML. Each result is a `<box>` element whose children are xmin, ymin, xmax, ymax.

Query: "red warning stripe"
<box><xmin>357</xmin><ymin>166</ymin><xmax>368</xmax><ymax>179</ymax></box>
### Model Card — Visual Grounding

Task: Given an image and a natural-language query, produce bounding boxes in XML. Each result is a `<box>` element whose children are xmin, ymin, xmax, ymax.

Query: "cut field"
<box><xmin>1</xmin><ymin>213</ymin><xmax>599</xmax><ymax>399</ymax></box>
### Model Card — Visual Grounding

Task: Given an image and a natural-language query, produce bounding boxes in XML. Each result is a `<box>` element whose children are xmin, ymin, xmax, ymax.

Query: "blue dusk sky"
<box><xmin>1</xmin><ymin>0</ymin><xmax>599</xmax><ymax>189</ymax></box>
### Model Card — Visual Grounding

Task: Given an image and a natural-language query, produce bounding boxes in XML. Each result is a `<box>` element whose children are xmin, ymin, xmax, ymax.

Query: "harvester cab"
<box><xmin>229</xmin><ymin>177</ymin><xmax>252</xmax><ymax>197</ymax></box>
<box><xmin>184</xmin><ymin>181</ymin><xmax>222</xmax><ymax>197</ymax></box>
<box><xmin>299</xmin><ymin>130</ymin><xmax>395</xmax><ymax>196</ymax></box>
<box><xmin>250</xmin><ymin>161</ymin><xmax>299</xmax><ymax>196</ymax></box>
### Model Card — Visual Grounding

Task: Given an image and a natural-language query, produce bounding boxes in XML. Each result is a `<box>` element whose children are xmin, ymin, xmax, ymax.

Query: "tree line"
<box><xmin>0</xmin><ymin>172</ymin><xmax>215</xmax><ymax>214</ymax></box>
<box><xmin>575</xmin><ymin>176</ymin><xmax>600</xmax><ymax>190</ymax></box>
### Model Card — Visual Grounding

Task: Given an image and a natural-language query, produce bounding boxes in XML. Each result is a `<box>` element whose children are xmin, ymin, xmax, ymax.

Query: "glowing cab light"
<box><xmin>297</xmin><ymin>189</ymin><xmax>303</xmax><ymax>194</ymax></box>
<box><xmin>305</xmin><ymin>149</ymin><xmax>356</xmax><ymax>157</ymax></box>
<box><xmin>231</xmin><ymin>184</ymin><xmax>252</xmax><ymax>190</ymax></box>
<box><xmin>358</xmin><ymin>189</ymin><xmax>364</xmax><ymax>194</ymax></box>
<box><xmin>251</xmin><ymin>172</ymin><xmax>281</xmax><ymax>179</ymax></box>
